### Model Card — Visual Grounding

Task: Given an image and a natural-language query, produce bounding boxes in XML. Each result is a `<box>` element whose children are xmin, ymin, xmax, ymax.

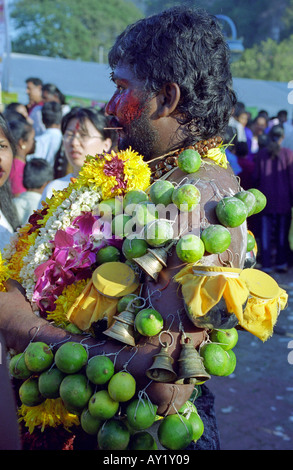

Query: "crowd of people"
<box><xmin>226</xmin><ymin>102</ymin><xmax>293</xmax><ymax>273</ymax></box>
<box><xmin>1</xmin><ymin>79</ymin><xmax>293</xmax><ymax>272</ymax></box>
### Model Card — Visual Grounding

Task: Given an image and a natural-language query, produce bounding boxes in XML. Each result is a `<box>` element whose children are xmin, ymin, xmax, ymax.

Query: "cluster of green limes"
<box><xmin>169</xmin><ymin>147</ymin><xmax>266</xmax><ymax>261</ymax></box>
<box><xmin>200</xmin><ymin>327</ymin><xmax>238</xmax><ymax>377</ymax></box>
<box><xmin>9</xmin><ymin>340</ymin><xmax>204</xmax><ymax>450</ymax></box>
<box><xmin>176</xmin><ymin>187</ymin><xmax>266</xmax><ymax>262</ymax></box>
<box><xmin>95</xmin><ymin>188</ymin><xmax>174</xmax><ymax>265</ymax></box>
<box><xmin>95</xmin><ymin>175</ymin><xmax>204</xmax><ymax>266</ymax></box>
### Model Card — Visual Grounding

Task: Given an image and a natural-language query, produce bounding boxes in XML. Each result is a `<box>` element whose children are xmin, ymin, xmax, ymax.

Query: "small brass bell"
<box><xmin>103</xmin><ymin>310</ymin><xmax>137</xmax><ymax>346</ymax></box>
<box><xmin>133</xmin><ymin>240</ymin><xmax>175</xmax><ymax>282</ymax></box>
<box><xmin>146</xmin><ymin>342</ymin><xmax>177</xmax><ymax>383</ymax></box>
<box><xmin>175</xmin><ymin>335</ymin><xmax>211</xmax><ymax>385</ymax></box>
<box><xmin>133</xmin><ymin>247</ymin><xmax>167</xmax><ymax>282</ymax></box>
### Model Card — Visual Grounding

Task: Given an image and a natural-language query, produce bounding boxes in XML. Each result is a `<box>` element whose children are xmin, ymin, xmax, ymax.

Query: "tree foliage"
<box><xmin>231</xmin><ymin>35</ymin><xmax>293</xmax><ymax>81</ymax></box>
<box><xmin>10</xmin><ymin>0</ymin><xmax>143</xmax><ymax>61</ymax></box>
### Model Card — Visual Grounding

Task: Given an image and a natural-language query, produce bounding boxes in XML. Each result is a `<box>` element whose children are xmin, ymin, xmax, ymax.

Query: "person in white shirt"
<box><xmin>0</xmin><ymin>114</ymin><xmax>20</xmax><ymax>252</ymax></box>
<box><xmin>28</xmin><ymin>102</ymin><xmax>63</xmax><ymax>167</ymax></box>
<box><xmin>39</xmin><ymin>107</ymin><xmax>116</xmax><ymax>206</ymax></box>
<box><xmin>13</xmin><ymin>158</ymin><xmax>54</xmax><ymax>226</ymax></box>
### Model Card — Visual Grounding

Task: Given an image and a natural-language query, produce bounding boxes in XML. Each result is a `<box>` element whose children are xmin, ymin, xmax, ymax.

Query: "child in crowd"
<box><xmin>13</xmin><ymin>158</ymin><xmax>53</xmax><ymax>225</ymax></box>
<box><xmin>6</xmin><ymin>114</ymin><xmax>35</xmax><ymax>196</ymax></box>
<box><xmin>29</xmin><ymin>101</ymin><xmax>63</xmax><ymax>167</ymax></box>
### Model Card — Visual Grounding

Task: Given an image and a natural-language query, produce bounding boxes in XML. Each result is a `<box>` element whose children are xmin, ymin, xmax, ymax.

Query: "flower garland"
<box><xmin>3</xmin><ymin>148</ymin><xmax>151</xmax><ymax>320</ymax></box>
<box><xmin>0</xmin><ymin>250</ymin><xmax>11</xmax><ymax>291</ymax></box>
<box><xmin>18</xmin><ymin>398</ymin><xmax>79</xmax><ymax>434</ymax></box>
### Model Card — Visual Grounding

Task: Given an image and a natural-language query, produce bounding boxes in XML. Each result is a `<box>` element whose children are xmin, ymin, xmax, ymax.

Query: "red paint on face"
<box><xmin>107</xmin><ymin>88</ymin><xmax>145</xmax><ymax>126</ymax></box>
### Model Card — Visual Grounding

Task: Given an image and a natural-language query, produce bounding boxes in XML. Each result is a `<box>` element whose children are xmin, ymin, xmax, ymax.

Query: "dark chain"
<box><xmin>149</xmin><ymin>136</ymin><xmax>222</xmax><ymax>182</ymax></box>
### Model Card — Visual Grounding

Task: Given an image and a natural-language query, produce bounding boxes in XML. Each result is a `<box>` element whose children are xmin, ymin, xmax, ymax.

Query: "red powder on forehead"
<box><xmin>74</xmin><ymin>121</ymin><xmax>80</xmax><ymax>131</ymax></box>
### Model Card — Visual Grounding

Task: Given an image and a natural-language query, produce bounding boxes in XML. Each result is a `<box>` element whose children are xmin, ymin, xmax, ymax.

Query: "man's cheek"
<box><xmin>120</xmin><ymin>93</ymin><xmax>145</xmax><ymax>125</ymax></box>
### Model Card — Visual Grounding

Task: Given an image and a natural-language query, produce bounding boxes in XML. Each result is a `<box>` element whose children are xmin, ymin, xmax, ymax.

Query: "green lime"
<box><xmin>247</xmin><ymin>188</ymin><xmax>267</xmax><ymax>214</ymax></box>
<box><xmin>98</xmin><ymin>197</ymin><xmax>123</xmax><ymax>217</ymax></box>
<box><xmin>144</xmin><ymin>219</ymin><xmax>173</xmax><ymax>247</ymax></box>
<box><xmin>59</xmin><ymin>373</ymin><xmax>93</xmax><ymax>410</ymax></box>
<box><xmin>234</xmin><ymin>190</ymin><xmax>256</xmax><ymax>217</ymax></box>
<box><xmin>65</xmin><ymin>323</ymin><xmax>83</xmax><ymax>334</ymax></box>
<box><xmin>247</xmin><ymin>232</ymin><xmax>256</xmax><ymax>252</ymax></box>
<box><xmin>149</xmin><ymin>180</ymin><xmax>174</xmax><ymax>206</ymax></box>
<box><xmin>178</xmin><ymin>149</ymin><xmax>201</xmax><ymax>174</ymax></box>
<box><xmin>176</xmin><ymin>233</ymin><xmax>205</xmax><ymax>263</ymax></box>
<box><xmin>172</xmin><ymin>184</ymin><xmax>201</xmax><ymax>212</ymax></box>
<box><xmin>158</xmin><ymin>414</ymin><xmax>193</xmax><ymax>450</ymax></box>
<box><xmin>199</xmin><ymin>343</ymin><xmax>229</xmax><ymax>376</ymax></box>
<box><xmin>86</xmin><ymin>355</ymin><xmax>114</xmax><ymax>385</ymax></box>
<box><xmin>178</xmin><ymin>400</ymin><xmax>198</xmax><ymax>415</ymax></box>
<box><xmin>111</xmin><ymin>214</ymin><xmax>133</xmax><ymax>238</ymax></box>
<box><xmin>210</xmin><ymin>328</ymin><xmax>238</xmax><ymax>351</ymax></box>
<box><xmin>201</xmin><ymin>224</ymin><xmax>232</xmax><ymax>254</ymax></box>
<box><xmin>80</xmin><ymin>407</ymin><xmax>102</xmax><ymax>435</ymax></box>
<box><xmin>55</xmin><ymin>341</ymin><xmax>88</xmax><ymax>374</ymax></box>
<box><xmin>88</xmin><ymin>390</ymin><xmax>119</xmax><ymax>420</ymax></box>
<box><xmin>133</xmin><ymin>201</ymin><xmax>158</xmax><ymax>226</ymax></box>
<box><xmin>185</xmin><ymin>412</ymin><xmax>204</xmax><ymax>442</ymax></box>
<box><xmin>19</xmin><ymin>377</ymin><xmax>44</xmax><ymax>407</ymax></box>
<box><xmin>108</xmin><ymin>371</ymin><xmax>136</xmax><ymax>402</ymax></box>
<box><xmin>98</xmin><ymin>419</ymin><xmax>130</xmax><ymax>450</ymax></box>
<box><xmin>24</xmin><ymin>341</ymin><xmax>54</xmax><ymax>373</ymax></box>
<box><xmin>117</xmin><ymin>294</ymin><xmax>143</xmax><ymax>314</ymax></box>
<box><xmin>96</xmin><ymin>245</ymin><xmax>120</xmax><ymax>264</ymax></box>
<box><xmin>122</xmin><ymin>236</ymin><xmax>148</xmax><ymax>259</ymax></box>
<box><xmin>123</xmin><ymin>190</ymin><xmax>149</xmax><ymax>214</ymax></box>
<box><xmin>38</xmin><ymin>367</ymin><xmax>65</xmax><ymax>399</ymax></box>
<box><xmin>126</xmin><ymin>398</ymin><xmax>158</xmax><ymax>430</ymax></box>
<box><xmin>215</xmin><ymin>196</ymin><xmax>247</xmax><ymax>227</ymax></box>
<box><xmin>222</xmin><ymin>349</ymin><xmax>237</xmax><ymax>376</ymax></box>
<box><xmin>134</xmin><ymin>308</ymin><xmax>163</xmax><ymax>336</ymax></box>
<box><xmin>9</xmin><ymin>353</ymin><xmax>32</xmax><ymax>380</ymax></box>
<box><xmin>128</xmin><ymin>431</ymin><xmax>158</xmax><ymax>450</ymax></box>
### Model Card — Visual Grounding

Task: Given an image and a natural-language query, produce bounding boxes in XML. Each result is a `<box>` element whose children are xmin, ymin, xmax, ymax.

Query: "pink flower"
<box><xmin>32</xmin><ymin>212</ymin><xmax>118</xmax><ymax>315</ymax></box>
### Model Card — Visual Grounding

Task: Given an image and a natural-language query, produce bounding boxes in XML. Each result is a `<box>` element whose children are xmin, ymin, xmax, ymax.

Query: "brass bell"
<box><xmin>175</xmin><ymin>335</ymin><xmax>211</xmax><ymax>385</ymax></box>
<box><xmin>133</xmin><ymin>247</ymin><xmax>167</xmax><ymax>282</ymax></box>
<box><xmin>146</xmin><ymin>342</ymin><xmax>177</xmax><ymax>383</ymax></box>
<box><xmin>133</xmin><ymin>240</ymin><xmax>175</xmax><ymax>282</ymax></box>
<box><xmin>103</xmin><ymin>310</ymin><xmax>137</xmax><ymax>346</ymax></box>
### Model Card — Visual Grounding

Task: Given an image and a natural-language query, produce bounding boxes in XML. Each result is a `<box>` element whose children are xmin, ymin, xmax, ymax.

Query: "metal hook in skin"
<box><xmin>158</xmin><ymin>313</ymin><xmax>176</xmax><ymax>347</ymax></box>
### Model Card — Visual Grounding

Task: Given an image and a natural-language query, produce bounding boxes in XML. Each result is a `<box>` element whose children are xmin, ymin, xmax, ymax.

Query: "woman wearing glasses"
<box><xmin>39</xmin><ymin>107</ymin><xmax>116</xmax><ymax>204</ymax></box>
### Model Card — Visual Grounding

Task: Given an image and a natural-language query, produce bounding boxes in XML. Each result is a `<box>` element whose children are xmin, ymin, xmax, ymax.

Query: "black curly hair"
<box><xmin>108</xmin><ymin>6</ymin><xmax>237</xmax><ymax>144</ymax></box>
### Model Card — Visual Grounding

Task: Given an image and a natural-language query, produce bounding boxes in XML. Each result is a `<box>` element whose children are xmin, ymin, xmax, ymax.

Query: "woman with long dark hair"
<box><xmin>254</xmin><ymin>124</ymin><xmax>293</xmax><ymax>272</ymax></box>
<box><xmin>39</xmin><ymin>106</ymin><xmax>116</xmax><ymax>204</ymax></box>
<box><xmin>0</xmin><ymin>113</ymin><xmax>20</xmax><ymax>251</ymax></box>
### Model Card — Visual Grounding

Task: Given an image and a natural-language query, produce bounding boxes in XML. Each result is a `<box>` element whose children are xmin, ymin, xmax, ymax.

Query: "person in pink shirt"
<box><xmin>7</xmin><ymin>114</ymin><xmax>35</xmax><ymax>196</ymax></box>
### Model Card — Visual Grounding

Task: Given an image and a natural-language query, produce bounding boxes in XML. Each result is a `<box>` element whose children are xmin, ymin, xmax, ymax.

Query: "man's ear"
<box><xmin>156</xmin><ymin>83</ymin><xmax>181</xmax><ymax>118</ymax></box>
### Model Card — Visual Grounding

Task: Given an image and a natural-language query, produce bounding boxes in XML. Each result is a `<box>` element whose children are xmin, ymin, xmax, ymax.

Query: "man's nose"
<box><xmin>105</xmin><ymin>96</ymin><xmax>115</xmax><ymax>116</ymax></box>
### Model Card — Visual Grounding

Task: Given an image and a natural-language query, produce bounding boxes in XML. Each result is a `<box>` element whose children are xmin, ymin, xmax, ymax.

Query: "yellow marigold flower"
<box><xmin>18</xmin><ymin>398</ymin><xmax>79</xmax><ymax>434</ymax></box>
<box><xmin>47</xmin><ymin>279</ymin><xmax>89</xmax><ymax>327</ymax></box>
<box><xmin>0</xmin><ymin>251</ymin><xmax>10</xmax><ymax>291</ymax></box>
<box><xmin>205</xmin><ymin>147</ymin><xmax>228</xmax><ymax>169</ymax></box>
<box><xmin>76</xmin><ymin>149</ymin><xmax>151</xmax><ymax>200</ymax></box>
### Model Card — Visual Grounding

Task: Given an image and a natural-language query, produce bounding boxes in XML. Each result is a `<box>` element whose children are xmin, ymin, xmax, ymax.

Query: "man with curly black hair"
<box><xmin>0</xmin><ymin>7</ymin><xmax>246</xmax><ymax>450</ymax></box>
<box><xmin>106</xmin><ymin>7</ymin><xmax>236</xmax><ymax>160</ymax></box>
